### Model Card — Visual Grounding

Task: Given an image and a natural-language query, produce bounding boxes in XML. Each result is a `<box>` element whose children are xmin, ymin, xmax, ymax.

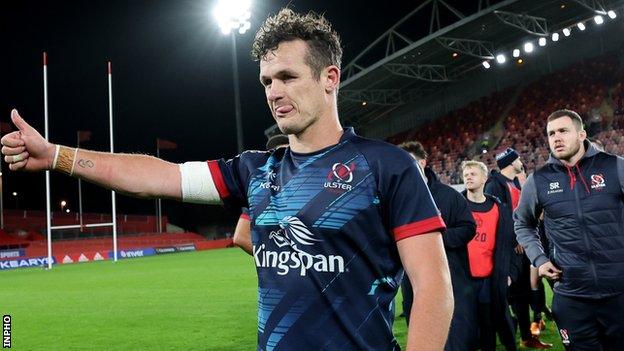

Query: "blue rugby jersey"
<box><xmin>208</xmin><ymin>128</ymin><xmax>445</xmax><ymax>350</ymax></box>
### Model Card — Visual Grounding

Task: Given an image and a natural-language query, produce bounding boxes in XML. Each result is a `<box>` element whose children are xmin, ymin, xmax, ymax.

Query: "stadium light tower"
<box><xmin>214</xmin><ymin>0</ymin><xmax>252</xmax><ymax>153</ymax></box>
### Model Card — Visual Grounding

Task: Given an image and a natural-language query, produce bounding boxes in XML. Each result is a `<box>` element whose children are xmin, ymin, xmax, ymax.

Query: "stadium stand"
<box><xmin>595</xmin><ymin>128</ymin><xmax>624</xmax><ymax>155</ymax></box>
<box><xmin>0</xmin><ymin>209</ymin><xmax>232</xmax><ymax>261</ymax></box>
<box><xmin>0</xmin><ymin>229</ymin><xmax>231</xmax><ymax>260</ymax></box>
<box><xmin>2</xmin><ymin>209</ymin><xmax>167</xmax><ymax>235</ymax></box>
<box><xmin>388</xmin><ymin>88</ymin><xmax>516</xmax><ymax>184</ymax></box>
<box><xmin>387</xmin><ymin>51</ymin><xmax>624</xmax><ymax>183</ymax></box>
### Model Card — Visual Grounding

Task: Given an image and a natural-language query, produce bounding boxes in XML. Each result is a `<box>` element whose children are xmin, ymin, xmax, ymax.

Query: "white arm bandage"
<box><xmin>179</xmin><ymin>162</ymin><xmax>222</xmax><ymax>204</ymax></box>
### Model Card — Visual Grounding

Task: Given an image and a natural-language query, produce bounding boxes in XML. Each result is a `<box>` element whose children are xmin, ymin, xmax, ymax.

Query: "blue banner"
<box><xmin>0</xmin><ymin>256</ymin><xmax>56</xmax><ymax>270</ymax></box>
<box><xmin>108</xmin><ymin>248</ymin><xmax>156</xmax><ymax>259</ymax></box>
<box><xmin>0</xmin><ymin>249</ymin><xmax>25</xmax><ymax>259</ymax></box>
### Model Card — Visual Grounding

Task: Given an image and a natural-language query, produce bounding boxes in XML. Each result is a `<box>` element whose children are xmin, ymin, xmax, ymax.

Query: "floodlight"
<box><xmin>213</xmin><ymin>0</ymin><xmax>252</xmax><ymax>35</ymax></box>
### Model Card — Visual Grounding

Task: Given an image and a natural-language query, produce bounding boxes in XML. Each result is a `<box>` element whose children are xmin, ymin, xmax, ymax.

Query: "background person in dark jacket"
<box><xmin>515</xmin><ymin>109</ymin><xmax>624</xmax><ymax>350</ymax></box>
<box><xmin>399</xmin><ymin>141</ymin><xmax>478</xmax><ymax>351</ymax></box>
<box><xmin>486</xmin><ymin>149</ymin><xmax>552</xmax><ymax>349</ymax></box>
<box><xmin>461</xmin><ymin>160</ymin><xmax>517</xmax><ymax>351</ymax></box>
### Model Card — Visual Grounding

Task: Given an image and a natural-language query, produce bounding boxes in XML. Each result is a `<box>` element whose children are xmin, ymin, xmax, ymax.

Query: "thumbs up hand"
<box><xmin>1</xmin><ymin>109</ymin><xmax>56</xmax><ymax>172</ymax></box>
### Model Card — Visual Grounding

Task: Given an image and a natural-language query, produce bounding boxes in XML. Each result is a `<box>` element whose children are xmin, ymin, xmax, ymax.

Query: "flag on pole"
<box><xmin>157</xmin><ymin>138</ymin><xmax>177</xmax><ymax>150</ymax></box>
<box><xmin>78</xmin><ymin>130</ymin><xmax>92</xmax><ymax>143</ymax></box>
<box><xmin>0</xmin><ymin>122</ymin><xmax>12</xmax><ymax>134</ymax></box>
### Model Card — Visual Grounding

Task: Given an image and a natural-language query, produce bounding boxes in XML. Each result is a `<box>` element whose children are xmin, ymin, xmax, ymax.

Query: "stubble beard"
<box><xmin>556</xmin><ymin>140</ymin><xmax>582</xmax><ymax>162</ymax></box>
<box><xmin>277</xmin><ymin>113</ymin><xmax>318</xmax><ymax>136</ymax></box>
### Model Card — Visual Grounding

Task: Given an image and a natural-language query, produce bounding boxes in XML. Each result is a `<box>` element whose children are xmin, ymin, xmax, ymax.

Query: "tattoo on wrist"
<box><xmin>77</xmin><ymin>159</ymin><xmax>94</xmax><ymax>168</ymax></box>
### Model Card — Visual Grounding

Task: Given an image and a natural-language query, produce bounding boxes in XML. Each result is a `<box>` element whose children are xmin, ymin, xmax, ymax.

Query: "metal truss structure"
<box><xmin>493</xmin><ymin>10</ymin><xmax>549</xmax><ymax>36</ymax></box>
<box><xmin>435</xmin><ymin>37</ymin><xmax>495</xmax><ymax>59</ymax></box>
<box><xmin>571</xmin><ymin>0</ymin><xmax>608</xmax><ymax>13</ymax></box>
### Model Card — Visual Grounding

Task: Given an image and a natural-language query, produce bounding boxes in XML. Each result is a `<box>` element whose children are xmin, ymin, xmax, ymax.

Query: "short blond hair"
<box><xmin>461</xmin><ymin>160</ymin><xmax>488</xmax><ymax>177</ymax></box>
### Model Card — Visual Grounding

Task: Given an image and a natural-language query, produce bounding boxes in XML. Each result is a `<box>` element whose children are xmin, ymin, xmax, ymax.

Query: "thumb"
<box><xmin>11</xmin><ymin>109</ymin><xmax>33</xmax><ymax>133</ymax></box>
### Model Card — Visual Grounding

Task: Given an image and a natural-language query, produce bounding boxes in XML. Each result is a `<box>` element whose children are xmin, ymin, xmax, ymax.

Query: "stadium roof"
<box><xmin>335</xmin><ymin>0</ymin><xmax>624</xmax><ymax>133</ymax></box>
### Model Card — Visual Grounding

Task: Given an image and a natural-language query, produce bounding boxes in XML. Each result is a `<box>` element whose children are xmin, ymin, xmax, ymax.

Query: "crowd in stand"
<box><xmin>389</xmin><ymin>52</ymin><xmax>624</xmax><ymax>183</ymax></box>
<box><xmin>595</xmin><ymin>128</ymin><xmax>624</xmax><ymax>154</ymax></box>
<box><xmin>389</xmin><ymin>89</ymin><xmax>515</xmax><ymax>184</ymax></box>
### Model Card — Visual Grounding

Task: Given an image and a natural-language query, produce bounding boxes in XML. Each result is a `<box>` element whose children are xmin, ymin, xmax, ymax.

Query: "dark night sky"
<box><xmin>0</xmin><ymin>0</ymin><xmax>470</xmax><ymax>230</ymax></box>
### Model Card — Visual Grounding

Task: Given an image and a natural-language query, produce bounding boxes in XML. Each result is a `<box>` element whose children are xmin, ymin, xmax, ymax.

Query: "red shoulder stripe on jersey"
<box><xmin>240</xmin><ymin>212</ymin><xmax>250</xmax><ymax>221</ymax></box>
<box><xmin>207</xmin><ymin>160</ymin><xmax>230</xmax><ymax>199</ymax></box>
<box><xmin>393</xmin><ymin>216</ymin><xmax>446</xmax><ymax>242</ymax></box>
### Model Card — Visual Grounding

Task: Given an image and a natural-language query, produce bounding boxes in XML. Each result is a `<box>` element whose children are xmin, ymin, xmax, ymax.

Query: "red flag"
<box><xmin>78</xmin><ymin>130</ymin><xmax>92</xmax><ymax>143</ymax></box>
<box><xmin>157</xmin><ymin>138</ymin><xmax>177</xmax><ymax>150</ymax></box>
<box><xmin>1</xmin><ymin>122</ymin><xmax>12</xmax><ymax>134</ymax></box>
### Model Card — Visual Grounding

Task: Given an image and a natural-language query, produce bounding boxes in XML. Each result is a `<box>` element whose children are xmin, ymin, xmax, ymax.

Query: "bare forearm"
<box><xmin>407</xmin><ymin>270</ymin><xmax>453</xmax><ymax>350</ymax></box>
<box><xmin>398</xmin><ymin>233</ymin><xmax>454</xmax><ymax>351</ymax></box>
<box><xmin>233</xmin><ymin>217</ymin><xmax>253</xmax><ymax>255</ymax></box>
<box><xmin>70</xmin><ymin>148</ymin><xmax>181</xmax><ymax>199</ymax></box>
<box><xmin>1</xmin><ymin>110</ymin><xmax>181</xmax><ymax>199</ymax></box>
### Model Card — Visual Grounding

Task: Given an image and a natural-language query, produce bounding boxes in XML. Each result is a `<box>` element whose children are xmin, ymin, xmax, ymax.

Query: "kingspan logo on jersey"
<box><xmin>324</xmin><ymin>162</ymin><xmax>356</xmax><ymax>192</ymax></box>
<box><xmin>254</xmin><ymin>216</ymin><xmax>345</xmax><ymax>276</ymax></box>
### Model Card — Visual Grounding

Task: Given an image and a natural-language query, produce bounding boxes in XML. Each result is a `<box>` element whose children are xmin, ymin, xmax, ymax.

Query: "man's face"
<box><xmin>259</xmin><ymin>40</ymin><xmax>328</xmax><ymax>136</ymax></box>
<box><xmin>547</xmin><ymin>116</ymin><xmax>586</xmax><ymax>162</ymax></box>
<box><xmin>462</xmin><ymin>166</ymin><xmax>487</xmax><ymax>191</ymax></box>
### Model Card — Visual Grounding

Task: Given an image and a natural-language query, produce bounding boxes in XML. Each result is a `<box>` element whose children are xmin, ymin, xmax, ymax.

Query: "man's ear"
<box><xmin>579</xmin><ymin>129</ymin><xmax>587</xmax><ymax>141</ymax></box>
<box><xmin>323</xmin><ymin>65</ymin><xmax>340</xmax><ymax>94</ymax></box>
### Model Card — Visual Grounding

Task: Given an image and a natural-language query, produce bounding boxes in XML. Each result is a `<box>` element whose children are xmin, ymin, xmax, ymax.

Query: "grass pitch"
<box><xmin>1</xmin><ymin>248</ymin><xmax>563</xmax><ymax>350</ymax></box>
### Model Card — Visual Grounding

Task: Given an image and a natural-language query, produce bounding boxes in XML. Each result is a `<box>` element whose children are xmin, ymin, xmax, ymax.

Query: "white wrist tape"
<box><xmin>179</xmin><ymin>162</ymin><xmax>222</xmax><ymax>204</ymax></box>
<box><xmin>52</xmin><ymin>145</ymin><xmax>60</xmax><ymax>169</ymax></box>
